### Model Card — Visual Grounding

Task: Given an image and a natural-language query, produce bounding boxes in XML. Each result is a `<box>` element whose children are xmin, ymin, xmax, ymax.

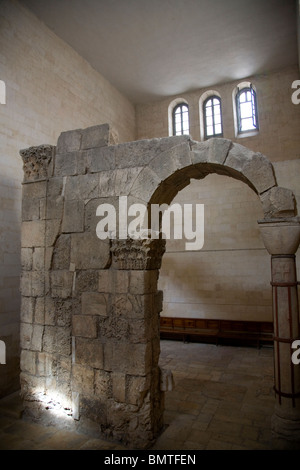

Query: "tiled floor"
<box><xmin>0</xmin><ymin>340</ymin><xmax>276</xmax><ymax>450</ymax></box>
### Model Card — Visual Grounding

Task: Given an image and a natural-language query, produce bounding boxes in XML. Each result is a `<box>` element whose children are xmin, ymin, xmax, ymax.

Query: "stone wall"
<box><xmin>19</xmin><ymin>124</ymin><xmax>296</xmax><ymax>448</ymax></box>
<box><xmin>0</xmin><ymin>0</ymin><xmax>135</xmax><ymax>398</ymax></box>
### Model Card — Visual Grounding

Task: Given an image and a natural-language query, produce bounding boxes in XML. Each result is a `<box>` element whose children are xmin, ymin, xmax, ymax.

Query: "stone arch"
<box><xmin>128</xmin><ymin>136</ymin><xmax>296</xmax><ymax>220</ymax></box>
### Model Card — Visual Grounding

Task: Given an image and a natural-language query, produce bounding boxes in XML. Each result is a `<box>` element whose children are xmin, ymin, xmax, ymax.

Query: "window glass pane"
<box><xmin>206</xmin><ymin>116</ymin><xmax>213</xmax><ymax>127</ymax></box>
<box><xmin>205</xmin><ymin>106</ymin><xmax>212</xmax><ymax>117</ymax></box>
<box><xmin>206</xmin><ymin>125</ymin><xmax>214</xmax><ymax>136</ymax></box>
<box><xmin>214</xmin><ymin>114</ymin><xmax>221</xmax><ymax>125</ymax></box>
<box><xmin>240</xmin><ymin>101</ymin><xmax>252</xmax><ymax>118</ymax></box>
<box><xmin>239</xmin><ymin>92</ymin><xmax>246</xmax><ymax>103</ymax></box>
<box><xmin>215</xmin><ymin>124</ymin><xmax>222</xmax><ymax>134</ymax></box>
<box><xmin>241</xmin><ymin>117</ymin><xmax>255</xmax><ymax>131</ymax></box>
<box><xmin>213</xmin><ymin>98</ymin><xmax>219</xmax><ymax>106</ymax></box>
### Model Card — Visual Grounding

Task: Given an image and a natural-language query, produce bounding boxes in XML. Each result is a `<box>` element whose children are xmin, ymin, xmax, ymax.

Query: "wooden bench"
<box><xmin>160</xmin><ymin>317</ymin><xmax>273</xmax><ymax>348</ymax></box>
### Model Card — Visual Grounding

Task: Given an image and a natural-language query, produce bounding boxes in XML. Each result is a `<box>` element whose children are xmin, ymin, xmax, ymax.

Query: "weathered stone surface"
<box><xmin>45</xmin><ymin>196</ymin><xmax>64</xmax><ymax>220</ymax></box>
<box><xmin>94</xmin><ymin>369</ymin><xmax>112</xmax><ymax>398</ymax></box>
<box><xmin>112</xmin><ymin>372</ymin><xmax>126</xmax><ymax>403</ymax></box>
<box><xmin>129</xmin><ymin>166</ymin><xmax>161</xmax><ymax>202</ymax></box>
<box><xmin>70</xmin><ymin>232</ymin><xmax>110</xmax><ymax>270</ymax></box>
<box><xmin>52</xmin><ymin>234</ymin><xmax>71</xmax><ymax>270</ymax></box>
<box><xmin>81</xmin><ymin>123</ymin><xmax>117</xmax><ymax>150</ymax></box>
<box><xmin>56</xmin><ymin>128</ymin><xmax>82</xmax><ymax>154</ymax></box>
<box><xmin>129</xmin><ymin>270</ymin><xmax>158</xmax><ymax>294</ymax></box>
<box><xmin>54</xmin><ymin>151</ymin><xmax>86</xmax><ymax>177</ymax></box>
<box><xmin>22</xmin><ymin>197</ymin><xmax>40</xmax><ymax>221</ymax></box>
<box><xmin>115</xmin><ymin>135</ymin><xmax>190</xmax><ymax>169</ymax></box>
<box><xmin>226</xmin><ymin>143</ymin><xmax>276</xmax><ymax>194</ymax></box>
<box><xmin>148</xmin><ymin>141</ymin><xmax>192</xmax><ymax>182</ymax></box>
<box><xmin>20</xmin><ymin>349</ymin><xmax>36</xmax><ymax>375</ymax></box>
<box><xmin>111</xmin><ymin>238</ymin><xmax>165</xmax><ymax>270</ymax></box>
<box><xmin>21</xmin><ymin>220</ymin><xmax>45</xmax><ymax>248</ymax></box>
<box><xmin>72</xmin><ymin>363</ymin><xmax>94</xmax><ymax>395</ymax></box>
<box><xmin>75</xmin><ymin>338</ymin><xmax>104</xmax><ymax>368</ymax></box>
<box><xmin>45</xmin><ymin>219</ymin><xmax>61</xmax><ymax>247</ymax></box>
<box><xmin>21</xmin><ymin>248</ymin><xmax>33</xmax><ymax>271</ymax></box>
<box><xmin>86</xmin><ymin>146</ymin><xmax>115</xmax><ymax>173</ymax></box>
<box><xmin>72</xmin><ymin>315</ymin><xmax>97</xmax><ymax>338</ymax></box>
<box><xmin>64</xmin><ymin>174</ymin><xmax>99</xmax><ymax>201</ymax></box>
<box><xmin>98</xmin><ymin>270</ymin><xmax>112</xmax><ymax>293</ymax></box>
<box><xmin>20</xmin><ymin>271</ymin><xmax>44</xmax><ymax>297</ymax></box>
<box><xmin>21</xmin><ymin>296</ymin><xmax>35</xmax><ymax>323</ymax></box>
<box><xmin>32</xmin><ymin>247</ymin><xmax>45</xmax><ymax>271</ymax></box>
<box><xmin>126</xmin><ymin>375</ymin><xmax>149</xmax><ymax>406</ymax></box>
<box><xmin>20</xmin><ymin>145</ymin><xmax>55</xmax><ymax>182</ymax></box>
<box><xmin>260</xmin><ymin>186</ymin><xmax>296</xmax><ymax>218</ymax></box>
<box><xmin>50</xmin><ymin>270</ymin><xmax>73</xmax><ymax>298</ymax></box>
<box><xmin>104</xmin><ymin>342</ymin><xmax>152</xmax><ymax>375</ymax></box>
<box><xmin>22</xmin><ymin>180</ymin><xmax>47</xmax><ymax>199</ymax></box>
<box><xmin>62</xmin><ymin>200</ymin><xmax>84</xmax><ymax>233</ymax></box>
<box><xmin>191</xmin><ymin>137</ymin><xmax>232</xmax><ymax>165</ymax></box>
<box><xmin>81</xmin><ymin>292</ymin><xmax>108</xmax><ymax>316</ymax></box>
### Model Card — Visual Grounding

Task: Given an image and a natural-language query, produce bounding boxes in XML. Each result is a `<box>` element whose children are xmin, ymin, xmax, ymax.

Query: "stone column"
<box><xmin>259</xmin><ymin>217</ymin><xmax>300</xmax><ymax>449</ymax></box>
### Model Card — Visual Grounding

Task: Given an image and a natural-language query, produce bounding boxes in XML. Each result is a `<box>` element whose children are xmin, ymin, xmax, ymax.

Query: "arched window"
<box><xmin>203</xmin><ymin>96</ymin><xmax>223</xmax><ymax>139</ymax></box>
<box><xmin>172</xmin><ymin>103</ymin><xmax>190</xmax><ymax>136</ymax></box>
<box><xmin>236</xmin><ymin>85</ymin><xmax>259</xmax><ymax>133</ymax></box>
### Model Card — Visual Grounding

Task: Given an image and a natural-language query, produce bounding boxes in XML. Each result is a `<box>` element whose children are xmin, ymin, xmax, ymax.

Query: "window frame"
<box><xmin>172</xmin><ymin>102</ymin><xmax>190</xmax><ymax>136</ymax></box>
<box><xmin>203</xmin><ymin>95</ymin><xmax>223</xmax><ymax>139</ymax></box>
<box><xmin>236</xmin><ymin>85</ymin><xmax>259</xmax><ymax>134</ymax></box>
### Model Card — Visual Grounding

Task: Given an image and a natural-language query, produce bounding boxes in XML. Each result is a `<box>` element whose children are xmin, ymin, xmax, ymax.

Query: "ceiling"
<box><xmin>20</xmin><ymin>0</ymin><xmax>298</xmax><ymax>104</ymax></box>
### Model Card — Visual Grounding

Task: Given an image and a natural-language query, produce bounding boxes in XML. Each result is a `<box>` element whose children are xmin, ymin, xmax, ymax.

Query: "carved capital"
<box><xmin>20</xmin><ymin>145</ymin><xmax>55</xmax><ymax>182</ymax></box>
<box><xmin>111</xmin><ymin>237</ymin><xmax>166</xmax><ymax>270</ymax></box>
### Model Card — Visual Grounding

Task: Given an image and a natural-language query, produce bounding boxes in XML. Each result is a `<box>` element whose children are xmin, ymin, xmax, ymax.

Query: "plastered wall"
<box><xmin>0</xmin><ymin>0</ymin><xmax>135</xmax><ymax>397</ymax></box>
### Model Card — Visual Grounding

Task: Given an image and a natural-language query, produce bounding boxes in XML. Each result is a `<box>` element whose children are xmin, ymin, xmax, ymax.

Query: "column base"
<box><xmin>271</xmin><ymin>412</ymin><xmax>300</xmax><ymax>449</ymax></box>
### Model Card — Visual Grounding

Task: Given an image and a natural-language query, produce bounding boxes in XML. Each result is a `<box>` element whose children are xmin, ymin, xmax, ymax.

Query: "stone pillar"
<box><xmin>259</xmin><ymin>217</ymin><xmax>300</xmax><ymax>449</ymax></box>
<box><xmin>109</xmin><ymin>236</ymin><xmax>166</xmax><ymax>448</ymax></box>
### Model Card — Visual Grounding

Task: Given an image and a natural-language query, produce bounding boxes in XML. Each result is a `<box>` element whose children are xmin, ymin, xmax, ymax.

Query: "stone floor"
<box><xmin>0</xmin><ymin>340</ymin><xmax>278</xmax><ymax>450</ymax></box>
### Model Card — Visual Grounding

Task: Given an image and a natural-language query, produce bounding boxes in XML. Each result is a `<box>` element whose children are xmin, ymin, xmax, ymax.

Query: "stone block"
<box><xmin>72</xmin><ymin>363</ymin><xmax>94</xmax><ymax>395</ymax></box>
<box><xmin>36</xmin><ymin>352</ymin><xmax>55</xmax><ymax>377</ymax></box>
<box><xmin>21</xmin><ymin>248</ymin><xmax>33</xmax><ymax>271</ymax></box>
<box><xmin>22</xmin><ymin>197</ymin><xmax>40</xmax><ymax>221</ymax></box>
<box><xmin>98</xmin><ymin>270</ymin><xmax>112</xmax><ymax>293</ymax></box>
<box><xmin>226</xmin><ymin>144</ymin><xmax>276</xmax><ymax>194</ymax></box>
<box><xmin>72</xmin><ymin>315</ymin><xmax>97</xmax><ymax>338</ymax></box>
<box><xmin>94</xmin><ymin>369</ymin><xmax>112</xmax><ymax>398</ymax></box>
<box><xmin>113</xmin><ymin>271</ymin><xmax>129</xmax><ymax>294</ymax></box>
<box><xmin>20</xmin><ymin>271</ymin><xmax>44</xmax><ymax>297</ymax></box>
<box><xmin>31</xmin><ymin>324</ymin><xmax>44</xmax><ymax>351</ymax></box>
<box><xmin>21</xmin><ymin>220</ymin><xmax>45</xmax><ymax>248</ymax></box>
<box><xmin>129</xmin><ymin>271</ymin><xmax>158</xmax><ymax>295</ymax></box>
<box><xmin>56</xmin><ymin>128</ymin><xmax>82</xmax><ymax>154</ymax></box>
<box><xmin>260</xmin><ymin>186</ymin><xmax>296</xmax><ymax>218</ymax></box>
<box><xmin>191</xmin><ymin>138</ymin><xmax>232</xmax><ymax>165</ymax></box>
<box><xmin>54</xmin><ymin>151</ymin><xmax>86</xmax><ymax>177</ymax></box>
<box><xmin>45</xmin><ymin>196</ymin><xmax>64</xmax><ymax>220</ymax></box>
<box><xmin>62</xmin><ymin>200</ymin><xmax>84</xmax><ymax>233</ymax></box>
<box><xmin>42</xmin><ymin>326</ymin><xmax>56</xmax><ymax>353</ymax></box>
<box><xmin>50</xmin><ymin>270</ymin><xmax>73</xmax><ymax>298</ymax></box>
<box><xmin>129</xmin><ymin>166</ymin><xmax>161</xmax><ymax>202</ymax></box>
<box><xmin>149</xmin><ymin>141</ymin><xmax>192</xmax><ymax>182</ymax></box>
<box><xmin>70</xmin><ymin>232</ymin><xmax>110</xmax><ymax>270</ymax></box>
<box><xmin>22</xmin><ymin>181</ymin><xmax>47</xmax><ymax>199</ymax></box>
<box><xmin>75</xmin><ymin>270</ymin><xmax>99</xmax><ymax>294</ymax></box>
<box><xmin>86</xmin><ymin>146</ymin><xmax>115</xmax><ymax>173</ymax></box>
<box><xmin>52</xmin><ymin>234</ymin><xmax>71</xmax><ymax>270</ymax></box>
<box><xmin>75</xmin><ymin>338</ymin><xmax>104</xmax><ymax>368</ymax></box>
<box><xmin>81</xmin><ymin>292</ymin><xmax>108</xmax><ymax>316</ymax></box>
<box><xmin>45</xmin><ymin>219</ymin><xmax>61</xmax><ymax>247</ymax></box>
<box><xmin>56</xmin><ymin>327</ymin><xmax>72</xmax><ymax>355</ymax></box>
<box><xmin>112</xmin><ymin>372</ymin><xmax>126</xmax><ymax>403</ymax></box>
<box><xmin>81</xmin><ymin>124</ymin><xmax>116</xmax><ymax>150</ymax></box>
<box><xmin>21</xmin><ymin>296</ymin><xmax>35</xmax><ymax>323</ymax></box>
<box><xmin>20</xmin><ymin>322</ymin><xmax>32</xmax><ymax>349</ymax></box>
<box><xmin>104</xmin><ymin>342</ymin><xmax>152</xmax><ymax>375</ymax></box>
<box><xmin>20</xmin><ymin>349</ymin><xmax>36</xmax><ymax>375</ymax></box>
<box><xmin>32</xmin><ymin>248</ymin><xmax>45</xmax><ymax>271</ymax></box>
<box><xmin>34</xmin><ymin>297</ymin><xmax>45</xmax><ymax>324</ymax></box>
<box><xmin>126</xmin><ymin>375</ymin><xmax>149</xmax><ymax>406</ymax></box>
<box><xmin>112</xmin><ymin>293</ymin><xmax>153</xmax><ymax>320</ymax></box>
<box><xmin>64</xmin><ymin>174</ymin><xmax>99</xmax><ymax>201</ymax></box>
